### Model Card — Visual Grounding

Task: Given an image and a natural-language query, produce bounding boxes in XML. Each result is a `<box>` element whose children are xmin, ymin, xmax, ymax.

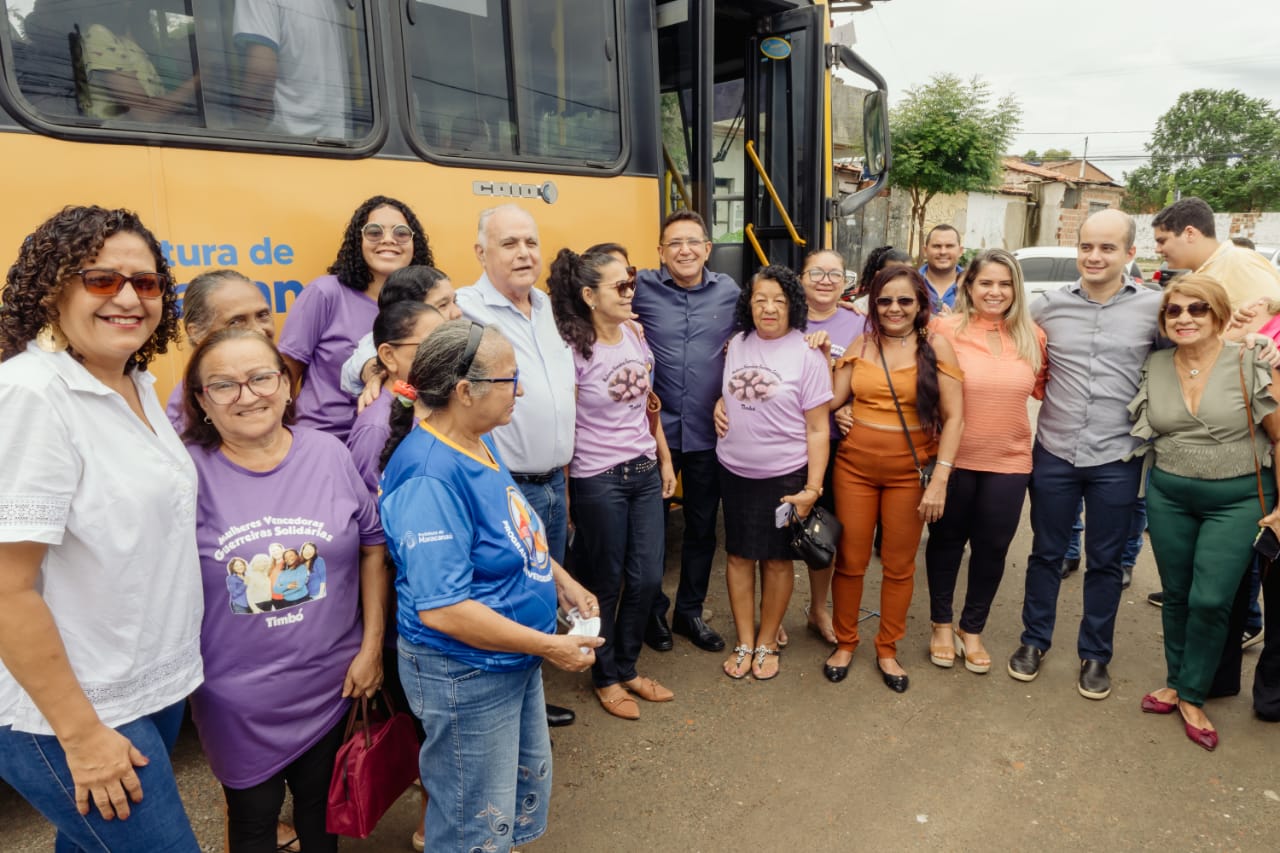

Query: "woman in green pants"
<box><xmin>1130</xmin><ymin>274</ymin><xmax>1280</xmax><ymax>751</ymax></box>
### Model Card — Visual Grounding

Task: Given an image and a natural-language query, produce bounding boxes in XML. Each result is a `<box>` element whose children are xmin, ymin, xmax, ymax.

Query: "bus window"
<box><xmin>403</xmin><ymin>0</ymin><xmax>622</xmax><ymax>166</ymax></box>
<box><xmin>5</xmin><ymin>0</ymin><xmax>373</xmax><ymax>143</ymax></box>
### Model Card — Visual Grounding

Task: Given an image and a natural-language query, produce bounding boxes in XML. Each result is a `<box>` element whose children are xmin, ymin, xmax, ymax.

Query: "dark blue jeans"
<box><xmin>1065</xmin><ymin>496</ymin><xmax>1148</xmax><ymax>566</ymax></box>
<box><xmin>652</xmin><ymin>448</ymin><xmax>721</xmax><ymax>622</ymax></box>
<box><xmin>1020</xmin><ymin>443</ymin><xmax>1141</xmax><ymax>663</ymax></box>
<box><xmin>515</xmin><ymin>468</ymin><xmax>568</xmax><ymax>566</ymax></box>
<box><xmin>570</xmin><ymin>458</ymin><xmax>665</xmax><ymax>687</ymax></box>
<box><xmin>0</xmin><ymin>700</ymin><xmax>199</xmax><ymax>853</ymax></box>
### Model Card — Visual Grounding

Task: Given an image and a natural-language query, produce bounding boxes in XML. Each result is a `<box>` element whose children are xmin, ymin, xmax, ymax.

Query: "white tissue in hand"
<box><xmin>566</xmin><ymin>607</ymin><xmax>600</xmax><ymax>654</ymax></box>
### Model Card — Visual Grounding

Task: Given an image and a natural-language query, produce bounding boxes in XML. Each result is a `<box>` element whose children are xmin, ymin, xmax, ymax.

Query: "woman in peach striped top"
<box><xmin>925</xmin><ymin>249</ymin><xmax>1047</xmax><ymax>674</ymax></box>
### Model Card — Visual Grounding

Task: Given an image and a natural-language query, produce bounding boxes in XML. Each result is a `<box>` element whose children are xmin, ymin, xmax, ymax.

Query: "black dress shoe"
<box><xmin>1007</xmin><ymin>644</ymin><xmax>1045</xmax><ymax>682</ymax></box>
<box><xmin>823</xmin><ymin>654</ymin><xmax>850</xmax><ymax>683</ymax></box>
<box><xmin>644</xmin><ymin>614</ymin><xmax>673</xmax><ymax>652</ymax></box>
<box><xmin>876</xmin><ymin>660</ymin><xmax>909</xmax><ymax>693</ymax></box>
<box><xmin>545</xmin><ymin>703</ymin><xmax>575</xmax><ymax>727</ymax></box>
<box><xmin>672</xmin><ymin>615</ymin><xmax>725</xmax><ymax>652</ymax></box>
<box><xmin>1061</xmin><ymin>557</ymin><xmax>1080</xmax><ymax>579</ymax></box>
<box><xmin>1078</xmin><ymin>660</ymin><xmax>1111</xmax><ymax>700</ymax></box>
<box><xmin>1147</xmin><ymin>591</ymin><xmax>1163</xmax><ymax>607</ymax></box>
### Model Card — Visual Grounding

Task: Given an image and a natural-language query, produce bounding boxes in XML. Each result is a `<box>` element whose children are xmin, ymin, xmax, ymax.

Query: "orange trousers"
<box><xmin>831</xmin><ymin>422</ymin><xmax>934</xmax><ymax>659</ymax></box>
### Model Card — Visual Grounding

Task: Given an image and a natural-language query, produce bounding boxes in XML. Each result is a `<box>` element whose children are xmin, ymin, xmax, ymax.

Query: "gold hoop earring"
<box><xmin>35</xmin><ymin>324</ymin><xmax>69</xmax><ymax>353</ymax></box>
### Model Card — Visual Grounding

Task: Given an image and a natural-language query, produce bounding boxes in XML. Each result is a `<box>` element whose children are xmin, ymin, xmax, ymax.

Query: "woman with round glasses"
<box><xmin>181</xmin><ymin>328</ymin><xmax>387</xmax><ymax>849</ymax></box>
<box><xmin>824</xmin><ymin>267</ymin><xmax>963</xmax><ymax>691</ymax></box>
<box><xmin>1131</xmin><ymin>274</ymin><xmax>1280</xmax><ymax>751</ymax></box>
<box><xmin>925</xmin><ymin>249</ymin><xmax>1046</xmax><ymax>674</ymax></box>
<box><xmin>380</xmin><ymin>320</ymin><xmax>602</xmax><ymax>851</ymax></box>
<box><xmin>548</xmin><ymin>248</ymin><xmax>676</xmax><ymax>720</ymax></box>
<box><xmin>0</xmin><ymin>206</ymin><xmax>203</xmax><ymax>850</ymax></box>
<box><xmin>798</xmin><ymin>249</ymin><xmax>866</xmax><ymax>644</ymax></box>
<box><xmin>279</xmin><ymin>195</ymin><xmax>433</xmax><ymax>441</ymax></box>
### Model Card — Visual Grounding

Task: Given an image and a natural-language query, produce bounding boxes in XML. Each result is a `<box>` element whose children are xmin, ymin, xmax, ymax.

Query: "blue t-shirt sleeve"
<box><xmin>382</xmin><ymin>475</ymin><xmax>476</xmax><ymax>611</ymax></box>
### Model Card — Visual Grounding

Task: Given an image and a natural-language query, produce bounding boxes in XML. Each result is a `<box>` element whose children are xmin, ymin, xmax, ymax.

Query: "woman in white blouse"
<box><xmin>0</xmin><ymin>206</ymin><xmax>203</xmax><ymax>851</ymax></box>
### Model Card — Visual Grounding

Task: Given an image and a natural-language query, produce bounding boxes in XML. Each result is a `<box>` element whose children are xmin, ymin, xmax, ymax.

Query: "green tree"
<box><xmin>889</xmin><ymin>74</ymin><xmax>1020</xmax><ymax>255</ymax></box>
<box><xmin>1124</xmin><ymin>89</ymin><xmax>1280</xmax><ymax>212</ymax></box>
<box><xmin>1041</xmin><ymin>147</ymin><xmax>1072</xmax><ymax>161</ymax></box>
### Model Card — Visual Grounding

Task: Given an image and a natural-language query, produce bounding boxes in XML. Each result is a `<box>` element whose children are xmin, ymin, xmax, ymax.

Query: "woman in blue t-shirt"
<box><xmin>380</xmin><ymin>320</ymin><xmax>602</xmax><ymax>853</ymax></box>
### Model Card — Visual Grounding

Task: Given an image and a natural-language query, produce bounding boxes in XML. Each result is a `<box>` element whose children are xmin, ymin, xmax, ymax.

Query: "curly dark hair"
<box><xmin>0</xmin><ymin>205</ymin><xmax>179</xmax><ymax>370</ymax></box>
<box><xmin>181</xmin><ymin>328</ymin><xmax>294</xmax><ymax>449</ymax></box>
<box><xmin>857</xmin><ymin>245</ymin><xmax>912</xmax><ymax>296</ymax></box>
<box><xmin>864</xmin><ymin>266</ymin><xmax>943</xmax><ymax>437</ymax></box>
<box><xmin>327</xmin><ymin>196</ymin><xmax>434</xmax><ymax>292</ymax></box>
<box><xmin>732</xmin><ymin>264</ymin><xmax>809</xmax><ymax>337</ymax></box>
<box><xmin>547</xmin><ymin>248</ymin><xmax>619</xmax><ymax>359</ymax></box>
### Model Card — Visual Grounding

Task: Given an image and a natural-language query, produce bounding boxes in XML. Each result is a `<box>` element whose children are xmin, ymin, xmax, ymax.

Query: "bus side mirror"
<box><xmin>833</xmin><ymin>45</ymin><xmax>891</xmax><ymax>217</ymax></box>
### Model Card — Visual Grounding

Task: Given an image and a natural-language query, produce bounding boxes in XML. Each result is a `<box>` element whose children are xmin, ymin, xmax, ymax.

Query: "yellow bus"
<box><xmin>0</xmin><ymin>0</ymin><xmax>889</xmax><ymax>392</ymax></box>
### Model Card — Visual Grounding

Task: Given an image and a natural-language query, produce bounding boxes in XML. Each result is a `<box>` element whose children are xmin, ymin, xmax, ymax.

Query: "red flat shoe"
<box><xmin>1141</xmin><ymin>693</ymin><xmax>1177</xmax><ymax>714</ymax></box>
<box><xmin>1184</xmin><ymin>721</ymin><xmax>1218</xmax><ymax>751</ymax></box>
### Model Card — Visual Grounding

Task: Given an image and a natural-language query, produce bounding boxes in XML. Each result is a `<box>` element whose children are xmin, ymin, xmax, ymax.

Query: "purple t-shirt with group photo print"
<box><xmin>570</xmin><ymin>323</ymin><xmax>659</xmax><ymax>478</ymax></box>
<box><xmin>717</xmin><ymin>329</ymin><xmax>834</xmax><ymax>479</ymax></box>
<box><xmin>186</xmin><ymin>427</ymin><xmax>384</xmax><ymax>788</ymax></box>
<box><xmin>278</xmin><ymin>275</ymin><xmax>378</xmax><ymax>441</ymax></box>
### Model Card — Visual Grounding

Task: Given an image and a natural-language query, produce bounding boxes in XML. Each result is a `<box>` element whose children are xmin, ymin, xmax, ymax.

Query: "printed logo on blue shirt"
<box><xmin>503</xmin><ymin>486</ymin><xmax>552</xmax><ymax>581</ymax></box>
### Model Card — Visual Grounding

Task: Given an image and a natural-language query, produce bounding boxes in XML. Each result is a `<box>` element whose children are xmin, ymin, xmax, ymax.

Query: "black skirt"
<box><xmin>719</xmin><ymin>464</ymin><xmax>807</xmax><ymax>561</ymax></box>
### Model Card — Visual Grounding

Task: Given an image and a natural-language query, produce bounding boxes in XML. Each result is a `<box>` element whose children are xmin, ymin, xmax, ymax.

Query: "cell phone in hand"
<box><xmin>775</xmin><ymin>502</ymin><xmax>792</xmax><ymax>529</ymax></box>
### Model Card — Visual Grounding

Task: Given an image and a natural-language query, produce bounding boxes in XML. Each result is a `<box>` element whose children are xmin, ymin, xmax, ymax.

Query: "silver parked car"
<box><xmin>1012</xmin><ymin>245</ymin><xmax>1147</xmax><ymax>298</ymax></box>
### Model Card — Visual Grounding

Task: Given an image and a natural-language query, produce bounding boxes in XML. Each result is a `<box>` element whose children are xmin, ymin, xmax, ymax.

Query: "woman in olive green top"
<box><xmin>1130</xmin><ymin>274</ymin><xmax>1280</xmax><ymax>751</ymax></box>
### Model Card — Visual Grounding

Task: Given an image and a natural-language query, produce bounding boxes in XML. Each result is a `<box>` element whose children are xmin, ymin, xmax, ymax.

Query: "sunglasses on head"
<box><xmin>875</xmin><ymin>295</ymin><xmax>917</xmax><ymax>308</ymax></box>
<box><xmin>76</xmin><ymin>268</ymin><xmax>170</xmax><ymax>299</ymax></box>
<box><xmin>361</xmin><ymin>223</ymin><xmax>414</xmax><ymax>243</ymax></box>
<box><xmin>1164</xmin><ymin>301</ymin><xmax>1211</xmax><ymax>319</ymax></box>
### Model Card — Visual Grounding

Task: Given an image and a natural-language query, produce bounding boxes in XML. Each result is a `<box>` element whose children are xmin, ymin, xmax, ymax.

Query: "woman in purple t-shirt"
<box><xmin>278</xmin><ymin>194</ymin><xmax>433</xmax><ymax>441</ymax></box>
<box><xmin>717</xmin><ymin>265</ymin><xmax>833</xmax><ymax>681</ymax></box>
<box><xmin>548</xmin><ymin>247</ymin><xmax>678</xmax><ymax>721</ymax></box>
<box><xmin>181</xmin><ymin>329</ymin><xmax>388</xmax><ymax>853</ymax></box>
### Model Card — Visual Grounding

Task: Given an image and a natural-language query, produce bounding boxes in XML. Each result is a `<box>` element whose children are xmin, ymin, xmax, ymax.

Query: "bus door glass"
<box><xmin>743</xmin><ymin>5</ymin><xmax>822</xmax><ymax>275</ymax></box>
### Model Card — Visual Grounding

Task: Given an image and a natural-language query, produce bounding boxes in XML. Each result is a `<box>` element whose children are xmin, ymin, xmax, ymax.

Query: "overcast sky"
<box><xmin>839</xmin><ymin>0</ymin><xmax>1280</xmax><ymax>183</ymax></box>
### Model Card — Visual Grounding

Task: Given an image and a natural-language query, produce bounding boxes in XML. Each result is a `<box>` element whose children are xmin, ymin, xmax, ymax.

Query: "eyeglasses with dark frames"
<box><xmin>805</xmin><ymin>269</ymin><xmax>844</xmax><ymax>283</ymax></box>
<box><xmin>75</xmin><ymin>269</ymin><xmax>170</xmax><ymax>299</ymax></box>
<box><xmin>202</xmin><ymin>371</ymin><xmax>284</xmax><ymax>406</ymax></box>
<box><xmin>470</xmin><ymin>368</ymin><xmax>520</xmax><ymax>387</ymax></box>
<box><xmin>592</xmin><ymin>279</ymin><xmax>637</xmax><ymax>297</ymax></box>
<box><xmin>875</xmin><ymin>296</ymin><xmax>918</xmax><ymax>308</ymax></box>
<box><xmin>1163</xmin><ymin>301</ymin><xmax>1211</xmax><ymax>319</ymax></box>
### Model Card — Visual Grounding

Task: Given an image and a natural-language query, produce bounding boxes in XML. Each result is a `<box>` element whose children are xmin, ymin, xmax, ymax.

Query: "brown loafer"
<box><xmin>623</xmin><ymin>676</ymin><xmax>674</xmax><ymax>702</ymax></box>
<box><xmin>595</xmin><ymin>684</ymin><xmax>640</xmax><ymax>720</ymax></box>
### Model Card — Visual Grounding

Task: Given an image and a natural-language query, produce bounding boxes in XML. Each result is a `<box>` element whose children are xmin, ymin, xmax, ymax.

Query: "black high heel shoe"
<box><xmin>877</xmin><ymin>659</ymin><xmax>909</xmax><ymax>693</ymax></box>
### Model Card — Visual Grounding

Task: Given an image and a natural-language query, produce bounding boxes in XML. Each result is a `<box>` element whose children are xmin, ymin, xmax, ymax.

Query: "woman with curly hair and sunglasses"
<box><xmin>823</xmin><ymin>267</ymin><xmax>963</xmax><ymax>692</ymax></box>
<box><xmin>0</xmin><ymin>206</ymin><xmax>203</xmax><ymax>850</ymax></box>
<box><xmin>278</xmin><ymin>195</ymin><xmax>433</xmax><ymax>441</ymax></box>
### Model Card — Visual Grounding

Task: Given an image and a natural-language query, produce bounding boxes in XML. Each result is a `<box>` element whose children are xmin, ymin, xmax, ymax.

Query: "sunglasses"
<box><xmin>875</xmin><ymin>296</ymin><xmax>917</xmax><ymax>308</ymax></box>
<box><xmin>471</xmin><ymin>368</ymin><xmax>520</xmax><ymax>387</ymax></box>
<box><xmin>202</xmin><ymin>371</ymin><xmax>283</xmax><ymax>406</ymax></box>
<box><xmin>76</xmin><ymin>268</ymin><xmax>170</xmax><ymax>299</ymax></box>
<box><xmin>594</xmin><ymin>279</ymin><xmax>637</xmax><ymax>297</ymax></box>
<box><xmin>361</xmin><ymin>223</ymin><xmax>414</xmax><ymax>244</ymax></box>
<box><xmin>1164</xmin><ymin>301</ymin><xmax>1211</xmax><ymax>319</ymax></box>
<box><xmin>805</xmin><ymin>269</ymin><xmax>844</xmax><ymax>283</ymax></box>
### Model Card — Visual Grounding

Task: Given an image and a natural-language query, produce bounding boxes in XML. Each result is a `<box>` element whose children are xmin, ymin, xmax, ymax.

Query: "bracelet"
<box><xmin>802</xmin><ymin>484</ymin><xmax>824</xmax><ymax>496</ymax></box>
<box><xmin>936</xmin><ymin>460</ymin><xmax>954</xmax><ymax>468</ymax></box>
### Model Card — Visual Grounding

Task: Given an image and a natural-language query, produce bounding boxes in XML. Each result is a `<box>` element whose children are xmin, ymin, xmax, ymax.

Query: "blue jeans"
<box><xmin>569</xmin><ymin>458</ymin><xmax>665</xmax><ymax>687</ymax></box>
<box><xmin>397</xmin><ymin>641</ymin><xmax>552</xmax><ymax>852</ymax></box>
<box><xmin>1021</xmin><ymin>443</ymin><xmax>1141</xmax><ymax>663</ymax></box>
<box><xmin>653</xmin><ymin>448</ymin><xmax>721</xmax><ymax>622</ymax></box>
<box><xmin>1064</xmin><ymin>497</ymin><xmax>1148</xmax><ymax>566</ymax></box>
<box><xmin>0</xmin><ymin>701</ymin><xmax>199</xmax><ymax>853</ymax></box>
<box><xmin>515</xmin><ymin>469</ymin><xmax>568</xmax><ymax>565</ymax></box>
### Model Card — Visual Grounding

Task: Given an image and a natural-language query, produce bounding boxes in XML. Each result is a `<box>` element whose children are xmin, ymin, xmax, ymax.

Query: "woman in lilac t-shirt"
<box><xmin>717</xmin><ymin>264</ymin><xmax>833</xmax><ymax>681</ymax></box>
<box><xmin>180</xmin><ymin>328</ymin><xmax>387</xmax><ymax>852</ymax></box>
<box><xmin>278</xmin><ymin>194</ymin><xmax>433</xmax><ymax>441</ymax></box>
<box><xmin>548</xmin><ymin>247</ymin><xmax>678</xmax><ymax>721</ymax></box>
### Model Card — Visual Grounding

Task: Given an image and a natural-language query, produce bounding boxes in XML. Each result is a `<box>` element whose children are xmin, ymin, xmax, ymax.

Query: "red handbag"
<box><xmin>325</xmin><ymin>690</ymin><xmax>421</xmax><ymax>838</ymax></box>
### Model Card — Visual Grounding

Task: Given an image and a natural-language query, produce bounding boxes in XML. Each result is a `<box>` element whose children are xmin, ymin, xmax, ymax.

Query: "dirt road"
<box><xmin>4</xmin><ymin>513</ymin><xmax>1278</xmax><ymax>852</ymax></box>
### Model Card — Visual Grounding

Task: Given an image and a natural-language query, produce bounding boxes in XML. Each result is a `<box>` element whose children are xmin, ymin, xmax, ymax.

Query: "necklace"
<box><xmin>1175</xmin><ymin>344</ymin><xmax>1222</xmax><ymax>379</ymax></box>
<box><xmin>883</xmin><ymin>332</ymin><xmax>913</xmax><ymax>347</ymax></box>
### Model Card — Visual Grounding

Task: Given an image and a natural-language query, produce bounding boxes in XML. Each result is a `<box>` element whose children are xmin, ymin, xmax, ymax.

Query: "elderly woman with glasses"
<box><xmin>278</xmin><ymin>195</ymin><xmax>433</xmax><ymax>441</ymax></box>
<box><xmin>181</xmin><ymin>329</ymin><xmax>387</xmax><ymax>851</ymax></box>
<box><xmin>380</xmin><ymin>320</ymin><xmax>602</xmax><ymax>852</ymax></box>
<box><xmin>0</xmin><ymin>206</ymin><xmax>203</xmax><ymax>850</ymax></box>
<box><xmin>548</xmin><ymin>248</ymin><xmax>677</xmax><ymax>720</ymax></box>
<box><xmin>1131</xmin><ymin>274</ymin><xmax>1280</xmax><ymax>751</ymax></box>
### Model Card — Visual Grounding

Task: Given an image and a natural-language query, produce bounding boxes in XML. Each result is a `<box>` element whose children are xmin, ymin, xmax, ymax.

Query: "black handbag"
<box><xmin>789</xmin><ymin>504</ymin><xmax>843</xmax><ymax>570</ymax></box>
<box><xmin>879</xmin><ymin>346</ymin><xmax>936</xmax><ymax>488</ymax></box>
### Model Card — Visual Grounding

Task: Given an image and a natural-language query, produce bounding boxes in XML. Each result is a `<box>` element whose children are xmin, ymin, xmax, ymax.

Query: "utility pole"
<box><xmin>1079</xmin><ymin>136</ymin><xmax>1088</xmax><ymax>178</ymax></box>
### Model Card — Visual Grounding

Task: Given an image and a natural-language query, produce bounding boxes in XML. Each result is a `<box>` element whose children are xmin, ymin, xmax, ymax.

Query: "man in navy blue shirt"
<box><xmin>632</xmin><ymin>210</ymin><xmax>740</xmax><ymax>652</ymax></box>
